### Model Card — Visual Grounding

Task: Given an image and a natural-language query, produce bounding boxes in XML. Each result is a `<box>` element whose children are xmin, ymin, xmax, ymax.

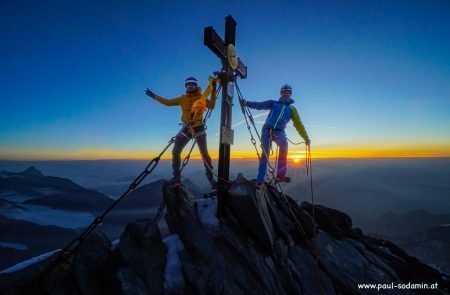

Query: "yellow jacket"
<box><xmin>153</xmin><ymin>83</ymin><xmax>217</xmax><ymax>127</ymax></box>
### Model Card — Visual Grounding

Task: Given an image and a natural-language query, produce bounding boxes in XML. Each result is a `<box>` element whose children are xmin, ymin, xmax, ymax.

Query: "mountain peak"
<box><xmin>20</xmin><ymin>166</ymin><xmax>44</xmax><ymax>178</ymax></box>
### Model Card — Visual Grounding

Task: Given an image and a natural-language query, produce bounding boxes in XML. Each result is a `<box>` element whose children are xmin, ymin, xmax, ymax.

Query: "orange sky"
<box><xmin>2</xmin><ymin>142</ymin><xmax>449</xmax><ymax>161</ymax></box>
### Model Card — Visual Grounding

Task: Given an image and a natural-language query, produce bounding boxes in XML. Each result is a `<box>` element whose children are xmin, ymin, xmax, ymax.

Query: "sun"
<box><xmin>293</xmin><ymin>158</ymin><xmax>300</xmax><ymax>164</ymax></box>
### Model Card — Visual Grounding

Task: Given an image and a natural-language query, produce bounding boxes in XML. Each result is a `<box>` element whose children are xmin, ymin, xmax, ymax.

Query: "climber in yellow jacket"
<box><xmin>145</xmin><ymin>76</ymin><xmax>218</xmax><ymax>188</ymax></box>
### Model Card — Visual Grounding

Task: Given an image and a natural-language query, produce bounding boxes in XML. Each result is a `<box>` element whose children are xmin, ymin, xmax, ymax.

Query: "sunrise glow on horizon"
<box><xmin>2</xmin><ymin>142</ymin><xmax>449</xmax><ymax>161</ymax></box>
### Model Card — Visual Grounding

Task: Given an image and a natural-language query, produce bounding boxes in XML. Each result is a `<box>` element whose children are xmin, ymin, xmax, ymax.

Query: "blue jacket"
<box><xmin>246</xmin><ymin>97</ymin><xmax>309</xmax><ymax>140</ymax></box>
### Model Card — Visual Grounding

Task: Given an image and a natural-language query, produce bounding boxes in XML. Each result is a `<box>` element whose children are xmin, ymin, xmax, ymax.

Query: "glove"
<box><xmin>145</xmin><ymin>88</ymin><xmax>156</xmax><ymax>98</ymax></box>
<box><xmin>208</xmin><ymin>76</ymin><xmax>217</xmax><ymax>89</ymax></box>
<box><xmin>305</xmin><ymin>138</ymin><xmax>311</xmax><ymax>146</ymax></box>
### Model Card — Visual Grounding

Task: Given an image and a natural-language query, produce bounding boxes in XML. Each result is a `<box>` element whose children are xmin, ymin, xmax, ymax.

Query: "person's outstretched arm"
<box><xmin>289</xmin><ymin>105</ymin><xmax>310</xmax><ymax>144</ymax></box>
<box><xmin>145</xmin><ymin>88</ymin><xmax>181</xmax><ymax>106</ymax></box>
<box><xmin>245</xmin><ymin>100</ymin><xmax>273</xmax><ymax>110</ymax></box>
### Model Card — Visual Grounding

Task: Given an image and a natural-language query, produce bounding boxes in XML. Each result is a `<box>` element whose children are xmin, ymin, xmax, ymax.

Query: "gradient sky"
<box><xmin>1</xmin><ymin>0</ymin><xmax>449</xmax><ymax>160</ymax></box>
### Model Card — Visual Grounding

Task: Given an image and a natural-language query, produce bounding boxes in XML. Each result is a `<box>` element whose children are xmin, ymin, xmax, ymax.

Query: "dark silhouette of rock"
<box><xmin>396</xmin><ymin>224</ymin><xmax>450</xmax><ymax>274</ymax></box>
<box><xmin>71</xmin><ymin>231</ymin><xmax>122</xmax><ymax>295</ymax></box>
<box><xmin>118</xmin><ymin>219</ymin><xmax>167</xmax><ymax>295</ymax></box>
<box><xmin>301</xmin><ymin>202</ymin><xmax>354</xmax><ymax>239</ymax></box>
<box><xmin>115</xmin><ymin>267</ymin><xmax>148</xmax><ymax>295</ymax></box>
<box><xmin>1</xmin><ymin>175</ymin><xmax>449</xmax><ymax>294</ymax></box>
<box><xmin>226</xmin><ymin>177</ymin><xmax>275</xmax><ymax>250</ymax></box>
<box><xmin>115</xmin><ymin>178</ymin><xmax>203</xmax><ymax>210</ymax></box>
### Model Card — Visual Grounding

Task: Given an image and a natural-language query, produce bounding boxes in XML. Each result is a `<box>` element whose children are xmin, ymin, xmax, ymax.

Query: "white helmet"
<box><xmin>185</xmin><ymin>76</ymin><xmax>198</xmax><ymax>86</ymax></box>
<box><xmin>280</xmin><ymin>84</ymin><xmax>292</xmax><ymax>93</ymax></box>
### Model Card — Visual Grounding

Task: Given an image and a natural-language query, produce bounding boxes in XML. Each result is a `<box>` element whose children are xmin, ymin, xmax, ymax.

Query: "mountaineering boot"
<box><xmin>275</xmin><ymin>175</ymin><xmax>291</xmax><ymax>183</ymax></box>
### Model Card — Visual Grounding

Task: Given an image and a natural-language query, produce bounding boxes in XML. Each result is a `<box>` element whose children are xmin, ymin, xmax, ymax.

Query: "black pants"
<box><xmin>172</xmin><ymin>125</ymin><xmax>214</xmax><ymax>183</ymax></box>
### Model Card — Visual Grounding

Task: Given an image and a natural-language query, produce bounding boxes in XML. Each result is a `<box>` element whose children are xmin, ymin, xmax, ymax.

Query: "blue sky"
<box><xmin>1</xmin><ymin>0</ymin><xmax>449</xmax><ymax>159</ymax></box>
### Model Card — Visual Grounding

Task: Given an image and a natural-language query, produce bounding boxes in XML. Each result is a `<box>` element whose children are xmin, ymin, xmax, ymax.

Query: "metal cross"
<box><xmin>204</xmin><ymin>15</ymin><xmax>247</xmax><ymax>216</ymax></box>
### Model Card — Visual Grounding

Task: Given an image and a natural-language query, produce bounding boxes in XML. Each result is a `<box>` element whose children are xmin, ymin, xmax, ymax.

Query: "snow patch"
<box><xmin>0</xmin><ymin>190</ymin><xmax>34</xmax><ymax>202</ymax></box>
<box><xmin>195</xmin><ymin>197</ymin><xmax>219</xmax><ymax>228</ymax></box>
<box><xmin>0</xmin><ymin>242</ymin><xmax>28</xmax><ymax>251</ymax></box>
<box><xmin>379</xmin><ymin>246</ymin><xmax>403</xmax><ymax>260</ymax></box>
<box><xmin>163</xmin><ymin>234</ymin><xmax>185</xmax><ymax>292</ymax></box>
<box><xmin>111</xmin><ymin>239</ymin><xmax>120</xmax><ymax>251</ymax></box>
<box><xmin>0</xmin><ymin>249</ymin><xmax>60</xmax><ymax>274</ymax></box>
<box><xmin>0</xmin><ymin>204</ymin><xmax>94</xmax><ymax>229</ymax></box>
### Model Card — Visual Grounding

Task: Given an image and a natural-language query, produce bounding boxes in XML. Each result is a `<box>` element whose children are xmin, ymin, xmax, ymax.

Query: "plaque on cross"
<box><xmin>204</xmin><ymin>15</ymin><xmax>247</xmax><ymax>216</ymax></box>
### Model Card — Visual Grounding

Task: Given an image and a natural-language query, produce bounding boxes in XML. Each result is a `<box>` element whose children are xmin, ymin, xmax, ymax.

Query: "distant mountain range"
<box><xmin>367</xmin><ymin>209</ymin><xmax>450</xmax><ymax>237</ymax></box>
<box><xmin>0</xmin><ymin>166</ymin><xmax>113</xmax><ymax>212</ymax></box>
<box><xmin>0</xmin><ymin>166</ymin><xmax>205</xmax><ymax>271</ymax></box>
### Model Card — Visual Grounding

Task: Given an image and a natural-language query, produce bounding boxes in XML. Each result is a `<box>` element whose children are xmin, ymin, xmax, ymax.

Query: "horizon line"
<box><xmin>1</xmin><ymin>155</ymin><xmax>450</xmax><ymax>162</ymax></box>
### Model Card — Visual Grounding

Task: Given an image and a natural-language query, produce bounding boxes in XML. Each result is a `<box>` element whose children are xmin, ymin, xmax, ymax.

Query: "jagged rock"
<box><xmin>0</xmin><ymin>248</ymin><xmax>85</xmax><ymax>295</ymax></box>
<box><xmin>316</xmin><ymin>230</ymin><xmax>405</xmax><ymax>294</ymax></box>
<box><xmin>363</xmin><ymin>236</ymin><xmax>450</xmax><ymax>290</ymax></box>
<box><xmin>226</xmin><ymin>177</ymin><xmax>275</xmax><ymax>250</ymax></box>
<box><xmin>288</xmin><ymin>245</ymin><xmax>335</xmax><ymax>295</ymax></box>
<box><xmin>115</xmin><ymin>267</ymin><xmax>148</xmax><ymax>295</ymax></box>
<box><xmin>265</xmin><ymin>184</ymin><xmax>315</xmax><ymax>245</ymax></box>
<box><xmin>118</xmin><ymin>219</ymin><xmax>167</xmax><ymax>295</ymax></box>
<box><xmin>71</xmin><ymin>231</ymin><xmax>121</xmax><ymax>295</ymax></box>
<box><xmin>301</xmin><ymin>202</ymin><xmax>354</xmax><ymax>239</ymax></box>
<box><xmin>163</xmin><ymin>177</ymin><xmax>450</xmax><ymax>294</ymax></box>
<box><xmin>2</xmin><ymin>175</ymin><xmax>450</xmax><ymax>295</ymax></box>
<box><xmin>162</xmin><ymin>180</ymin><xmax>334</xmax><ymax>294</ymax></box>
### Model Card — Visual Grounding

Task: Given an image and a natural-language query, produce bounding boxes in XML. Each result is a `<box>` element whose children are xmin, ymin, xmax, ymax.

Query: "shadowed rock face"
<box><xmin>1</xmin><ymin>176</ymin><xmax>449</xmax><ymax>295</ymax></box>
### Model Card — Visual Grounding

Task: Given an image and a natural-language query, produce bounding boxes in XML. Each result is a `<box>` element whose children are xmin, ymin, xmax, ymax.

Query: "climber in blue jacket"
<box><xmin>244</xmin><ymin>84</ymin><xmax>310</xmax><ymax>189</ymax></box>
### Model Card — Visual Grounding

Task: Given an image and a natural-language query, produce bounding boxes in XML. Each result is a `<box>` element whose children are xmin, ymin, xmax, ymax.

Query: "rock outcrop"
<box><xmin>1</xmin><ymin>175</ymin><xmax>449</xmax><ymax>294</ymax></box>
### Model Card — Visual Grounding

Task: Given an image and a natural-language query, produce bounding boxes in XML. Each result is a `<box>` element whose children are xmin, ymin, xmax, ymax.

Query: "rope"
<box><xmin>306</xmin><ymin>144</ymin><xmax>315</xmax><ymax>231</ymax></box>
<box><xmin>287</xmin><ymin>138</ymin><xmax>304</xmax><ymax>145</ymax></box>
<box><xmin>274</xmin><ymin>142</ymin><xmax>279</xmax><ymax>176</ymax></box>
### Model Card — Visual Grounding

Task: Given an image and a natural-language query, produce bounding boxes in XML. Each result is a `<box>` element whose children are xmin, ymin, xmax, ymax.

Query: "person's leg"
<box><xmin>171</xmin><ymin>129</ymin><xmax>190</xmax><ymax>182</ymax></box>
<box><xmin>256</xmin><ymin>129</ymin><xmax>271</xmax><ymax>184</ymax></box>
<box><xmin>195</xmin><ymin>132</ymin><xmax>216</xmax><ymax>187</ymax></box>
<box><xmin>275</xmin><ymin>133</ymin><xmax>288</xmax><ymax>177</ymax></box>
